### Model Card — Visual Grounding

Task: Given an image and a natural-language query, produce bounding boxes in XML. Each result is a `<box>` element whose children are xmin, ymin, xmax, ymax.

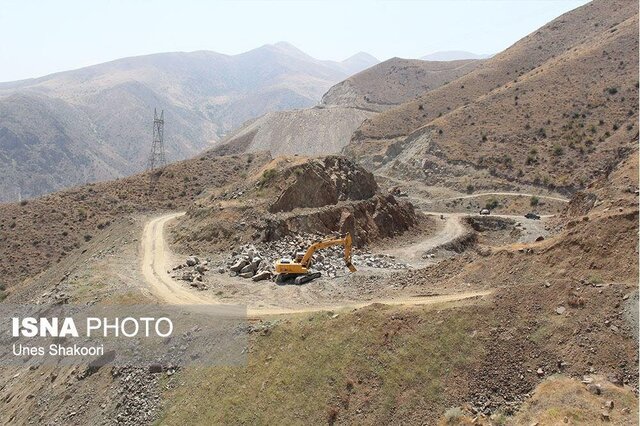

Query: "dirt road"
<box><xmin>423</xmin><ymin>192</ymin><xmax>569</xmax><ymax>204</ymax></box>
<box><xmin>382</xmin><ymin>209</ymin><xmax>551</xmax><ymax>266</ymax></box>
<box><xmin>140</xmin><ymin>212</ymin><xmax>492</xmax><ymax>315</ymax></box>
<box><xmin>141</xmin><ymin>212</ymin><xmax>210</xmax><ymax>305</ymax></box>
<box><xmin>382</xmin><ymin>213</ymin><xmax>466</xmax><ymax>266</ymax></box>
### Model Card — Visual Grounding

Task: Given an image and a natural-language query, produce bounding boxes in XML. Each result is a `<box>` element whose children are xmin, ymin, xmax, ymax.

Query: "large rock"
<box><xmin>269</xmin><ymin>156</ymin><xmax>378</xmax><ymax>213</ymax></box>
<box><xmin>263</xmin><ymin>195</ymin><xmax>417</xmax><ymax>246</ymax></box>
<box><xmin>252</xmin><ymin>271</ymin><xmax>272</xmax><ymax>282</ymax></box>
<box><xmin>240</xmin><ymin>263</ymin><xmax>256</xmax><ymax>274</ymax></box>
<box><xmin>230</xmin><ymin>259</ymin><xmax>248</xmax><ymax>272</ymax></box>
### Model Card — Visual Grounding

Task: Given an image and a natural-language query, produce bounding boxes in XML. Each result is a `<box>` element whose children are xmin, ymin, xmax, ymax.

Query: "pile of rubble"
<box><xmin>218</xmin><ymin>234</ymin><xmax>408</xmax><ymax>282</ymax></box>
<box><xmin>172</xmin><ymin>234</ymin><xmax>409</xmax><ymax>285</ymax></box>
<box><xmin>170</xmin><ymin>256</ymin><xmax>211</xmax><ymax>290</ymax></box>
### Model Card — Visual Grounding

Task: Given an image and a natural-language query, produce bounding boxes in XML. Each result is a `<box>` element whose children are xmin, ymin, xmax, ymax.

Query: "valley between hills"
<box><xmin>0</xmin><ymin>0</ymin><xmax>637</xmax><ymax>425</ymax></box>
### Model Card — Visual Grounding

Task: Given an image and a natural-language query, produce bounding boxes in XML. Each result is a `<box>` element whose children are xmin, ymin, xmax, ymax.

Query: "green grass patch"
<box><xmin>157</xmin><ymin>305</ymin><xmax>484</xmax><ymax>425</ymax></box>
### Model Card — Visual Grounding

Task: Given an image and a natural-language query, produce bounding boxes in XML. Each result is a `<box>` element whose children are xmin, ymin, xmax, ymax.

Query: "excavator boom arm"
<box><xmin>300</xmin><ymin>233</ymin><xmax>356</xmax><ymax>271</ymax></box>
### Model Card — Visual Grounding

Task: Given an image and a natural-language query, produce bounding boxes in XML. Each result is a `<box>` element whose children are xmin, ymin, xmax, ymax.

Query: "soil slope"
<box><xmin>212</xmin><ymin>106</ymin><xmax>376</xmax><ymax>156</ymax></box>
<box><xmin>322</xmin><ymin>57</ymin><xmax>482</xmax><ymax>111</ymax></box>
<box><xmin>345</xmin><ymin>0</ymin><xmax>638</xmax><ymax>194</ymax></box>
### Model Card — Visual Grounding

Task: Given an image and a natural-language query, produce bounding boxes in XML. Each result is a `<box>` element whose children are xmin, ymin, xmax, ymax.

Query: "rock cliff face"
<box><xmin>172</xmin><ymin>156</ymin><xmax>418</xmax><ymax>251</ymax></box>
<box><xmin>269</xmin><ymin>156</ymin><xmax>378</xmax><ymax>213</ymax></box>
<box><xmin>264</xmin><ymin>194</ymin><xmax>417</xmax><ymax>246</ymax></box>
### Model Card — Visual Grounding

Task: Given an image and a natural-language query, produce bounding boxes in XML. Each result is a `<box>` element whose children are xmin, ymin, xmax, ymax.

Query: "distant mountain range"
<box><xmin>421</xmin><ymin>51</ymin><xmax>492</xmax><ymax>61</ymax></box>
<box><xmin>0</xmin><ymin>42</ymin><xmax>379</xmax><ymax>202</ymax></box>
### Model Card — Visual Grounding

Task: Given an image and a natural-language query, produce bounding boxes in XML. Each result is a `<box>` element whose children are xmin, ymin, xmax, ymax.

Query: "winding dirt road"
<box><xmin>381</xmin><ymin>213</ymin><xmax>466</xmax><ymax>267</ymax></box>
<box><xmin>141</xmin><ymin>212</ymin><xmax>208</xmax><ymax>305</ymax></box>
<box><xmin>140</xmin><ymin>212</ymin><xmax>492</xmax><ymax>315</ymax></box>
<box><xmin>422</xmin><ymin>192</ymin><xmax>569</xmax><ymax>204</ymax></box>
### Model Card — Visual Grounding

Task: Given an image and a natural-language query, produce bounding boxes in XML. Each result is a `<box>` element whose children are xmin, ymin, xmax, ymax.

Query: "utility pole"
<box><xmin>148</xmin><ymin>108</ymin><xmax>166</xmax><ymax>171</ymax></box>
<box><xmin>148</xmin><ymin>109</ymin><xmax>166</xmax><ymax>192</ymax></box>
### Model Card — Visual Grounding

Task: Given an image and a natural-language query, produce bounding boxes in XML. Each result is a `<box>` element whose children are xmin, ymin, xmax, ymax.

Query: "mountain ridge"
<box><xmin>0</xmin><ymin>43</ymin><xmax>377</xmax><ymax>202</ymax></box>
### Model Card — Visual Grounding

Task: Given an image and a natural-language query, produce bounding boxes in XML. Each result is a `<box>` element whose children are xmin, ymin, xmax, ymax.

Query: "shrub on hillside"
<box><xmin>485</xmin><ymin>198</ymin><xmax>499</xmax><ymax>210</ymax></box>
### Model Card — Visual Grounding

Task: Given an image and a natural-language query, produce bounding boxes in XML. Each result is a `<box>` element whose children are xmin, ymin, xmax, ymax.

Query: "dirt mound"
<box><xmin>172</xmin><ymin>156</ymin><xmax>418</xmax><ymax>252</ymax></box>
<box><xmin>269</xmin><ymin>156</ymin><xmax>378</xmax><ymax>212</ymax></box>
<box><xmin>212</xmin><ymin>106</ymin><xmax>375</xmax><ymax>157</ymax></box>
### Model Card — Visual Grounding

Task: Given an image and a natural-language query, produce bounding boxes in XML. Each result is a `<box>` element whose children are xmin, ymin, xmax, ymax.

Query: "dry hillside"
<box><xmin>214</xmin><ymin>57</ymin><xmax>482</xmax><ymax>157</ymax></box>
<box><xmin>212</xmin><ymin>107</ymin><xmax>376</xmax><ymax>156</ymax></box>
<box><xmin>351</xmin><ymin>0</ymin><xmax>636</xmax><ymax>142</ymax></box>
<box><xmin>0</xmin><ymin>152</ymin><xmax>271</xmax><ymax>290</ymax></box>
<box><xmin>345</xmin><ymin>0</ymin><xmax>638</xmax><ymax>195</ymax></box>
<box><xmin>322</xmin><ymin>57</ymin><xmax>482</xmax><ymax>111</ymax></box>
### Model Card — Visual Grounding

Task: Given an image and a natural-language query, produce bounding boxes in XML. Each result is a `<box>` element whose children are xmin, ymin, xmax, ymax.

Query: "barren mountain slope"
<box><xmin>349</xmin><ymin>0</ymin><xmax>636</xmax><ymax>143</ymax></box>
<box><xmin>215</xmin><ymin>57</ymin><xmax>482</xmax><ymax>157</ymax></box>
<box><xmin>212</xmin><ymin>107</ymin><xmax>376</xmax><ymax>156</ymax></box>
<box><xmin>345</xmin><ymin>0</ymin><xmax>638</xmax><ymax>194</ymax></box>
<box><xmin>0</xmin><ymin>43</ymin><xmax>370</xmax><ymax>202</ymax></box>
<box><xmin>0</xmin><ymin>151</ymin><xmax>271</xmax><ymax>291</ymax></box>
<box><xmin>376</xmin><ymin>13</ymin><xmax>638</xmax><ymax>193</ymax></box>
<box><xmin>321</xmin><ymin>57</ymin><xmax>482</xmax><ymax>111</ymax></box>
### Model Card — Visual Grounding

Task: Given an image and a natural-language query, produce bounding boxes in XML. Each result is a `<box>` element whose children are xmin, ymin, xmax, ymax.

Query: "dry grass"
<box><xmin>511</xmin><ymin>375</ymin><xmax>639</xmax><ymax>425</ymax></box>
<box><xmin>157</xmin><ymin>304</ymin><xmax>485</xmax><ymax>425</ymax></box>
<box><xmin>0</xmin><ymin>152</ymin><xmax>270</xmax><ymax>291</ymax></box>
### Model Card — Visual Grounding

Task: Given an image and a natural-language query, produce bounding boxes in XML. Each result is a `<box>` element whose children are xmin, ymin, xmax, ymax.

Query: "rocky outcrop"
<box><xmin>563</xmin><ymin>191</ymin><xmax>597</xmax><ymax>217</ymax></box>
<box><xmin>264</xmin><ymin>194</ymin><xmax>417</xmax><ymax>246</ymax></box>
<box><xmin>269</xmin><ymin>156</ymin><xmax>378</xmax><ymax>213</ymax></box>
<box><xmin>172</xmin><ymin>155</ymin><xmax>419</xmax><ymax>253</ymax></box>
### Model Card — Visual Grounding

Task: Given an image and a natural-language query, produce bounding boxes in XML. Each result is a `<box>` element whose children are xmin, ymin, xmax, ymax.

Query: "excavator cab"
<box><xmin>275</xmin><ymin>233</ymin><xmax>357</xmax><ymax>285</ymax></box>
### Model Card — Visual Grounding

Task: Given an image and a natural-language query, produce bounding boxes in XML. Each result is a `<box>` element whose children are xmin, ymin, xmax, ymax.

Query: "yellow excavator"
<box><xmin>274</xmin><ymin>233</ymin><xmax>357</xmax><ymax>284</ymax></box>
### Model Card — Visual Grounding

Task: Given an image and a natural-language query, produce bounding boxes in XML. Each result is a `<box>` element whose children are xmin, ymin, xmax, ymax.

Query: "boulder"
<box><xmin>186</xmin><ymin>256</ymin><xmax>199</xmax><ymax>267</ymax></box>
<box><xmin>252</xmin><ymin>271</ymin><xmax>272</xmax><ymax>282</ymax></box>
<box><xmin>230</xmin><ymin>259</ymin><xmax>248</xmax><ymax>272</ymax></box>
<box><xmin>240</xmin><ymin>263</ymin><xmax>256</xmax><ymax>274</ymax></box>
<box><xmin>587</xmin><ymin>383</ymin><xmax>602</xmax><ymax>395</ymax></box>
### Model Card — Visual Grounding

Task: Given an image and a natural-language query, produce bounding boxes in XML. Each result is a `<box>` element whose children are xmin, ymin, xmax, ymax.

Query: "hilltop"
<box><xmin>421</xmin><ymin>50</ymin><xmax>492</xmax><ymax>61</ymax></box>
<box><xmin>322</xmin><ymin>57</ymin><xmax>482</xmax><ymax>111</ymax></box>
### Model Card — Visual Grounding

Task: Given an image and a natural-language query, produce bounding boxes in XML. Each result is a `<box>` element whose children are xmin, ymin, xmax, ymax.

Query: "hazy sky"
<box><xmin>0</xmin><ymin>0</ymin><xmax>589</xmax><ymax>82</ymax></box>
